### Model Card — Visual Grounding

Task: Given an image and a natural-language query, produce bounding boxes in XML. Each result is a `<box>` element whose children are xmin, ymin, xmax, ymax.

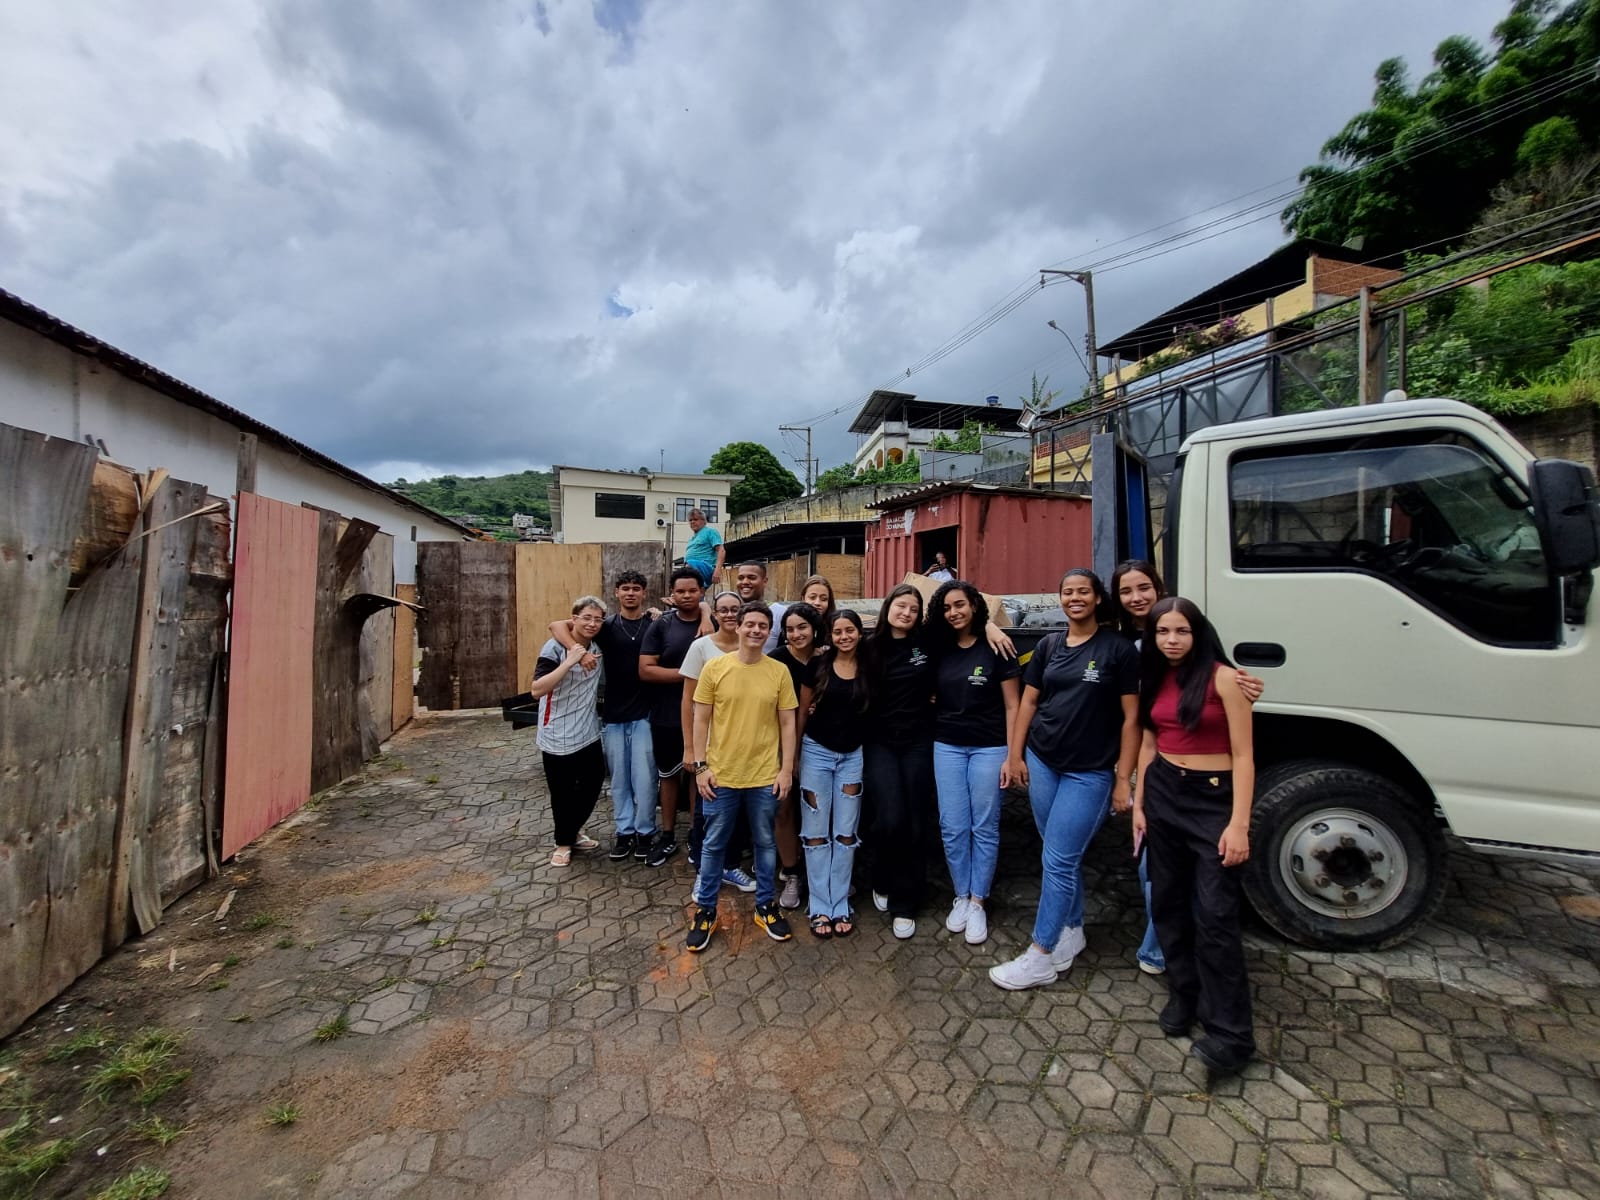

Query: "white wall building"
<box><xmin>0</xmin><ymin>289</ymin><xmax>471</xmax><ymax>583</ymax></box>
<box><xmin>552</xmin><ymin>466</ymin><xmax>741</xmax><ymax>558</ymax></box>
<box><xmin>850</xmin><ymin>389</ymin><xmax>1029</xmax><ymax>474</ymax></box>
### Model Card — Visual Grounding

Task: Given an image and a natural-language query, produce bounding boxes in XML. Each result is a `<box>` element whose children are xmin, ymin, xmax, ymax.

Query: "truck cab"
<box><xmin>1171</xmin><ymin>398</ymin><xmax>1600</xmax><ymax>948</ymax></box>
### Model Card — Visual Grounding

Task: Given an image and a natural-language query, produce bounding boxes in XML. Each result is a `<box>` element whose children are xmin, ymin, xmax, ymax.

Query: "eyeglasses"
<box><xmin>715</xmin><ymin>607</ymin><xmax>742</xmax><ymax>616</ymax></box>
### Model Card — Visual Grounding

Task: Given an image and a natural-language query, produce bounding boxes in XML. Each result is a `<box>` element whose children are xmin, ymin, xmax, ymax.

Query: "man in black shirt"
<box><xmin>548</xmin><ymin>571</ymin><xmax>659</xmax><ymax>861</ymax></box>
<box><xmin>638</xmin><ymin>568</ymin><xmax>708</xmax><ymax>866</ymax></box>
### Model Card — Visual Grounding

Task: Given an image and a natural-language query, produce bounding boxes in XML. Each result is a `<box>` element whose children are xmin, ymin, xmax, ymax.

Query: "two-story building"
<box><xmin>550</xmin><ymin>467</ymin><xmax>742</xmax><ymax>560</ymax></box>
<box><xmin>851</xmin><ymin>389</ymin><xmax>1028</xmax><ymax>474</ymax></box>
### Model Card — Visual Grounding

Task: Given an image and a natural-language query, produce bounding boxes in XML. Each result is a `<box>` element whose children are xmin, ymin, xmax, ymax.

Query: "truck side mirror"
<box><xmin>1529</xmin><ymin>458</ymin><xmax>1600</xmax><ymax>575</ymax></box>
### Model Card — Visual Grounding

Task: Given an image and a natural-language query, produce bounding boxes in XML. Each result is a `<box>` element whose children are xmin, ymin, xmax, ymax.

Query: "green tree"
<box><xmin>814</xmin><ymin>452</ymin><xmax>923</xmax><ymax>491</ymax></box>
<box><xmin>928</xmin><ymin>420</ymin><xmax>995</xmax><ymax>453</ymax></box>
<box><xmin>706</xmin><ymin>441</ymin><xmax>803</xmax><ymax>515</ymax></box>
<box><xmin>1283</xmin><ymin>1</ymin><xmax>1600</xmax><ymax>251</ymax></box>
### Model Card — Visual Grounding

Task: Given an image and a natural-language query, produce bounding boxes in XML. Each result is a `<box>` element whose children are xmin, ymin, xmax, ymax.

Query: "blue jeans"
<box><xmin>798</xmin><ymin>737</ymin><xmax>863</xmax><ymax>920</ymax></box>
<box><xmin>932</xmin><ymin>742</ymin><xmax>1006</xmax><ymax>901</ymax></box>
<box><xmin>693</xmin><ymin>786</ymin><xmax>778</xmax><ymax>909</ymax></box>
<box><xmin>1026</xmin><ymin>749</ymin><xmax>1113</xmax><ymax>951</ymax></box>
<box><xmin>601</xmin><ymin>718</ymin><xmax>657</xmax><ymax>837</ymax></box>
<box><xmin>686</xmin><ymin>559</ymin><xmax>716</xmax><ymax>586</ymax></box>
<box><xmin>1137</xmin><ymin>850</ymin><xmax>1165</xmax><ymax>970</ymax></box>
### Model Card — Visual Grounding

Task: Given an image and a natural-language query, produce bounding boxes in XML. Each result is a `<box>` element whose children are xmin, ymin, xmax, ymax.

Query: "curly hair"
<box><xmin>924</xmin><ymin>579</ymin><xmax>989</xmax><ymax>654</ymax></box>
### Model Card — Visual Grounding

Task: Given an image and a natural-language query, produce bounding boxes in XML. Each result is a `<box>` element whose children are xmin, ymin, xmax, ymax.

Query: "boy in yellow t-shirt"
<box><xmin>686</xmin><ymin>602</ymin><xmax>798</xmax><ymax>951</ymax></box>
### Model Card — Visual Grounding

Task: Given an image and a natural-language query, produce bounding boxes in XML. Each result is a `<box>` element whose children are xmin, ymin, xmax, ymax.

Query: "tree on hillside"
<box><xmin>815</xmin><ymin>453</ymin><xmax>922</xmax><ymax>491</ymax></box>
<box><xmin>1283</xmin><ymin>0</ymin><xmax>1600</xmax><ymax>251</ymax></box>
<box><xmin>706</xmin><ymin>442</ymin><xmax>803</xmax><ymax>515</ymax></box>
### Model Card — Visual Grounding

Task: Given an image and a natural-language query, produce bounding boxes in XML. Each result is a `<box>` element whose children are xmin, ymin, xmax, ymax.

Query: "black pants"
<box><xmin>543</xmin><ymin>741</ymin><xmax>606</xmax><ymax>846</ymax></box>
<box><xmin>863</xmin><ymin>740</ymin><xmax>933</xmax><ymax>918</ymax></box>
<box><xmin>1144</xmin><ymin>756</ymin><xmax>1255</xmax><ymax>1057</ymax></box>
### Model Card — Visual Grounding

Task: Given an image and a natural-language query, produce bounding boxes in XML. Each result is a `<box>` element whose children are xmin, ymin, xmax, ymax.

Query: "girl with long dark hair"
<box><xmin>991</xmin><ymin>569</ymin><xmax>1141</xmax><ymax>990</ymax></box>
<box><xmin>925</xmin><ymin>581</ymin><xmax>1020</xmax><ymax>946</ymax></box>
<box><xmin>1133</xmin><ymin>596</ymin><xmax>1256</xmax><ymax>1074</ymax></box>
<box><xmin>770</xmin><ymin>602</ymin><xmax>827</xmax><ymax>909</ymax></box>
<box><xmin>795</xmin><ymin>610</ymin><xmax>869</xmax><ymax>937</ymax></box>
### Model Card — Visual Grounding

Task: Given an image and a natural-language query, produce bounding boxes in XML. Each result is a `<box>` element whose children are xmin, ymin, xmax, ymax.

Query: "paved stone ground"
<box><xmin>31</xmin><ymin>715</ymin><xmax>1600</xmax><ymax>1197</ymax></box>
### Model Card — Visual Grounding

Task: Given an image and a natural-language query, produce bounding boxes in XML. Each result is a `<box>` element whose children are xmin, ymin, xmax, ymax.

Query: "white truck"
<box><xmin>1160</xmin><ymin>398</ymin><xmax>1599</xmax><ymax>949</ymax></box>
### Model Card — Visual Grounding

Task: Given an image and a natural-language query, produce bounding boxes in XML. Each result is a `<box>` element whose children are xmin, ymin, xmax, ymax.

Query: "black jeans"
<box><xmin>543</xmin><ymin>741</ymin><xmax>606</xmax><ymax>846</ymax></box>
<box><xmin>862</xmin><ymin>740</ymin><xmax>934</xmax><ymax>918</ymax></box>
<box><xmin>1144</xmin><ymin>756</ymin><xmax>1255</xmax><ymax>1057</ymax></box>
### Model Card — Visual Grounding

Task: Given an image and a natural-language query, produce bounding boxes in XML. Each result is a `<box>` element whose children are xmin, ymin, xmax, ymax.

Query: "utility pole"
<box><xmin>1040</xmin><ymin>268</ymin><xmax>1098</xmax><ymax>393</ymax></box>
<box><xmin>778</xmin><ymin>424</ymin><xmax>814</xmax><ymax>493</ymax></box>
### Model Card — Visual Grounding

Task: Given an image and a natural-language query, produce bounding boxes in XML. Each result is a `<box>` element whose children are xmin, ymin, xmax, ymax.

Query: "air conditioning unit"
<box><xmin>656</xmin><ymin>502</ymin><xmax>668</xmax><ymax>513</ymax></box>
<box><xmin>656</xmin><ymin>517</ymin><xmax>667</xmax><ymax>528</ymax></box>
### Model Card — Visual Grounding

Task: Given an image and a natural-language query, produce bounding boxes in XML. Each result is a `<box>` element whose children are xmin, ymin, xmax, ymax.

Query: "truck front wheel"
<box><xmin>1242</xmin><ymin>761</ymin><xmax>1448</xmax><ymax>950</ymax></box>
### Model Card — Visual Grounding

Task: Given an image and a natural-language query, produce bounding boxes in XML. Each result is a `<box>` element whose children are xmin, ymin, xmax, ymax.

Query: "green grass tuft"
<box><xmin>43</xmin><ymin>1028</ymin><xmax>112</xmax><ymax>1063</ymax></box>
<box><xmin>90</xmin><ymin>1165</ymin><xmax>171</xmax><ymax>1200</ymax></box>
<box><xmin>84</xmin><ymin>1030</ymin><xmax>185</xmax><ymax>1107</ymax></box>
<box><xmin>132</xmin><ymin>1115</ymin><xmax>186</xmax><ymax>1148</ymax></box>
<box><xmin>312</xmin><ymin>1014</ymin><xmax>349</xmax><ymax>1044</ymax></box>
<box><xmin>264</xmin><ymin>1101</ymin><xmax>302</xmax><ymax>1127</ymax></box>
<box><xmin>242</xmin><ymin>914</ymin><xmax>279</xmax><ymax>931</ymax></box>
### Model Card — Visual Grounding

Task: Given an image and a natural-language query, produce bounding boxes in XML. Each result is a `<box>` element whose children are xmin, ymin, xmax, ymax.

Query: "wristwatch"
<box><xmin>690</xmin><ymin>761</ymin><xmax>709</xmax><ymax>774</ymax></box>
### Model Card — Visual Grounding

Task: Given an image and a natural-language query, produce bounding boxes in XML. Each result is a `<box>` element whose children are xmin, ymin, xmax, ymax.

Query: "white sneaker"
<box><xmin>872</xmin><ymin>891</ymin><xmax>889</xmax><ymax>913</ymax></box>
<box><xmin>945</xmin><ymin>897</ymin><xmax>970</xmax><ymax>933</ymax></box>
<box><xmin>892</xmin><ymin>917</ymin><xmax>916</xmax><ymax>939</ymax></box>
<box><xmin>989</xmin><ymin>947</ymin><xmax>1059</xmax><ymax>991</ymax></box>
<box><xmin>964</xmin><ymin>903</ymin><xmax>988</xmax><ymax>945</ymax></box>
<box><xmin>1050</xmin><ymin>924</ymin><xmax>1087</xmax><ymax>971</ymax></box>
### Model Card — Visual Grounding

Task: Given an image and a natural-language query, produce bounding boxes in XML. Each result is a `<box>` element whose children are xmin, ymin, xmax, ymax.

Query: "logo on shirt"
<box><xmin>1083</xmin><ymin>658</ymin><xmax>1101</xmax><ymax>684</ymax></box>
<box><xmin>968</xmin><ymin>665</ymin><xmax>987</xmax><ymax>687</ymax></box>
<box><xmin>910</xmin><ymin>648</ymin><xmax>928</xmax><ymax>668</ymax></box>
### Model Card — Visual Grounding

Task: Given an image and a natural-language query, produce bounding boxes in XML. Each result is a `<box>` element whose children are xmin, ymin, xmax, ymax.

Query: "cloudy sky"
<box><xmin>1</xmin><ymin>0</ymin><xmax>1513</xmax><ymax>483</ymax></box>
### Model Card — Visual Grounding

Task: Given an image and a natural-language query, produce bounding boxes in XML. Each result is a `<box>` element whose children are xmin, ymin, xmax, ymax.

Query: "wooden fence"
<box><xmin>1</xmin><ymin>420</ymin><xmax>416</xmax><ymax>1037</ymax></box>
<box><xmin>418</xmin><ymin>540</ymin><xmax>669</xmax><ymax>705</ymax></box>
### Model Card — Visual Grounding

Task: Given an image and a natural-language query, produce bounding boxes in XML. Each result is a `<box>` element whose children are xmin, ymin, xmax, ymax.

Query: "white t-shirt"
<box><xmin>680</xmin><ymin>635</ymin><xmax>736</xmax><ymax>681</ymax></box>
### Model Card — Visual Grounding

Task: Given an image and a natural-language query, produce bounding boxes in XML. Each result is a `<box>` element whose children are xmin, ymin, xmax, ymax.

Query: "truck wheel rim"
<box><xmin>1279</xmin><ymin>807</ymin><xmax>1408</xmax><ymax>920</ymax></box>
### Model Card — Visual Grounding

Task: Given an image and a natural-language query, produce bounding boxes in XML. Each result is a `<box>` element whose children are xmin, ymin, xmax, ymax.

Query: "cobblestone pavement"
<box><xmin>132</xmin><ymin>717</ymin><xmax>1600</xmax><ymax>1195</ymax></box>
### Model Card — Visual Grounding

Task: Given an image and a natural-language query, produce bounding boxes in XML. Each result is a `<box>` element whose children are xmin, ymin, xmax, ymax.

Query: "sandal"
<box><xmin>573</xmin><ymin>832</ymin><xmax>600</xmax><ymax>852</ymax></box>
<box><xmin>833</xmin><ymin>914</ymin><xmax>855</xmax><ymax>938</ymax></box>
<box><xmin>550</xmin><ymin>846</ymin><xmax>573</xmax><ymax>867</ymax></box>
<box><xmin>808</xmin><ymin>914</ymin><xmax>834</xmax><ymax>939</ymax></box>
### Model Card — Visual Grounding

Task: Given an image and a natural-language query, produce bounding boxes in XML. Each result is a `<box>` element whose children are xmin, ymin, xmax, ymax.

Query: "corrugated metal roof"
<box><xmin>0</xmin><ymin>286</ymin><xmax>478</xmax><ymax>536</ymax></box>
<box><xmin>864</xmin><ymin>480</ymin><xmax>1089</xmax><ymax>509</ymax></box>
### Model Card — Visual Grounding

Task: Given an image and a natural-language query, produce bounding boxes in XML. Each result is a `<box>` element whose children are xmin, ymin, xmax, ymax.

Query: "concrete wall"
<box><xmin>1503</xmin><ymin>405</ymin><xmax>1600</xmax><ymax>473</ymax></box>
<box><xmin>0</xmin><ymin>320</ymin><xmax>465</xmax><ymax>584</ymax></box>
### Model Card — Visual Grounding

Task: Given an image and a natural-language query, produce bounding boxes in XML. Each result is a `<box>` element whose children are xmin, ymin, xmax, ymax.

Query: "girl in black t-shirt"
<box><xmin>795</xmin><ymin>610</ymin><xmax>869</xmax><ymax>937</ymax></box>
<box><xmin>769</xmin><ymin>603</ymin><xmax>827</xmax><ymax>908</ymax></box>
<box><xmin>991</xmin><ymin>569</ymin><xmax>1142</xmax><ymax>991</ymax></box>
<box><xmin>926</xmin><ymin>581</ymin><xmax>1021</xmax><ymax>947</ymax></box>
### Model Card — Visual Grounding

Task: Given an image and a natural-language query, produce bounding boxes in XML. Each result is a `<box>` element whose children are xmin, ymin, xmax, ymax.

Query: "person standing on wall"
<box><xmin>686</xmin><ymin>602</ymin><xmax>799</xmax><ymax>953</ymax></box>
<box><xmin>1134</xmin><ymin>596</ymin><xmax>1257</xmax><ymax>1075</ymax></box>
<box><xmin>547</xmin><ymin>570</ymin><xmax>658</xmax><ymax>862</ymax></box>
<box><xmin>531</xmin><ymin>596</ymin><xmax>608</xmax><ymax>867</ymax></box>
<box><xmin>683</xmin><ymin>508</ymin><xmax>725</xmax><ymax>588</ymax></box>
<box><xmin>638</xmin><ymin>568</ymin><xmax>708</xmax><ymax>867</ymax></box>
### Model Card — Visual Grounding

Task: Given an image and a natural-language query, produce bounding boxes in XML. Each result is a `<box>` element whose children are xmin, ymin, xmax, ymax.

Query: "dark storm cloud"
<box><xmin>0</xmin><ymin>0</ymin><xmax>1513</xmax><ymax>480</ymax></box>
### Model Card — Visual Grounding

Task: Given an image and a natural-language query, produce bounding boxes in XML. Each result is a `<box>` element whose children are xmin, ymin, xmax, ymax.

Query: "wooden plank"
<box><xmin>222</xmin><ymin>494</ymin><xmax>318</xmax><ymax>859</ymax></box>
<box><xmin>333</xmin><ymin>518</ymin><xmax>379</xmax><ymax>587</ymax></box>
<box><xmin>67</xmin><ymin>458</ymin><xmax>141</xmax><ymax>584</ymax></box>
<box><xmin>107</xmin><ymin>476</ymin><xmax>207</xmax><ymax>944</ymax></box>
<box><xmin>814</xmin><ymin>553</ymin><xmax>864</xmax><ymax>601</ymax></box>
<box><xmin>361</xmin><ymin>533</ymin><xmax>395</xmax><ymax>753</ymax></box>
<box><xmin>0</xmin><ymin>425</ymin><xmax>106</xmax><ymax>1037</ymax></box>
<box><xmin>457</xmin><ymin>542</ymin><xmax>517</xmax><ymax>707</ymax></box>
<box><xmin>392</xmin><ymin>583</ymin><xmax>417</xmax><ymax>732</ymax></box>
<box><xmin>308</xmin><ymin>509</ymin><xmax>349</xmax><ymax>793</ymax></box>
<box><xmin>514</xmin><ymin>542</ymin><xmax>601</xmax><ymax>690</ymax></box>
<box><xmin>417</xmin><ymin>541</ymin><xmax>461</xmax><ymax>709</ymax></box>
<box><xmin>235</xmin><ymin>432</ymin><xmax>258</xmax><ymax>497</ymax></box>
<box><xmin>600</xmin><ymin>542</ymin><xmax>669</xmax><ymax>611</ymax></box>
<box><xmin>769</xmin><ymin>556</ymin><xmax>798</xmax><ymax>602</ymax></box>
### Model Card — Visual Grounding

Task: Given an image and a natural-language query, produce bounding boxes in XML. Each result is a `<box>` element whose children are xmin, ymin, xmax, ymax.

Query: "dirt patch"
<box><xmin>271</xmin><ymin>856</ymin><xmax>434</xmax><ymax>904</ymax></box>
<box><xmin>387</xmin><ymin>1023</ymin><xmax>511</xmax><ymax>1129</ymax></box>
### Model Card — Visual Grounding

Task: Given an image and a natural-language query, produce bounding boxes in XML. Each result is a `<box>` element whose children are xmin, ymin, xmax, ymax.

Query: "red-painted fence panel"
<box><xmin>222</xmin><ymin>494</ymin><xmax>318</xmax><ymax>858</ymax></box>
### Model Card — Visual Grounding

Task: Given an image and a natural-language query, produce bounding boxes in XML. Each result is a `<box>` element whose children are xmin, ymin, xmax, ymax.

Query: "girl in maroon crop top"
<box><xmin>1132</xmin><ymin>596</ymin><xmax>1258</xmax><ymax>1075</ymax></box>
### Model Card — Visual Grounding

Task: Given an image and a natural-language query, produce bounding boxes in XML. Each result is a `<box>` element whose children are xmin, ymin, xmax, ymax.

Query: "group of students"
<box><xmin>530</xmin><ymin>559</ymin><xmax>1260</xmax><ymax>1075</ymax></box>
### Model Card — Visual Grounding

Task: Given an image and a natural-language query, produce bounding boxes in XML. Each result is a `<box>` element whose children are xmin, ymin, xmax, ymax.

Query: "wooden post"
<box><xmin>1358</xmin><ymin>286</ymin><xmax>1382</xmax><ymax>405</ymax></box>
<box><xmin>235</xmin><ymin>433</ymin><xmax>258</xmax><ymax>496</ymax></box>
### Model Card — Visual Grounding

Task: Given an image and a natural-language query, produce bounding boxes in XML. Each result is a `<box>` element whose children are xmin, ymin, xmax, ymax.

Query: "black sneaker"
<box><xmin>1158</xmin><ymin>998</ymin><xmax>1195</xmax><ymax>1038</ymax></box>
<box><xmin>686</xmin><ymin>906</ymin><xmax>717</xmax><ymax>952</ymax></box>
<box><xmin>608</xmin><ymin>833</ymin><xmax>635</xmax><ymax>861</ymax></box>
<box><xmin>754</xmin><ymin>902</ymin><xmax>792</xmax><ymax>942</ymax></box>
<box><xmin>633</xmin><ymin>835</ymin><xmax>654</xmax><ymax>862</ymax></box>
<box><xmin>1192</xmin><ymin>1036</ymin><xmax>1253</xmax><ymax>1075</ymax></box>
<box><xmin>646</xmin><ymin>833</ymin><xmax>679</xmax><ymax>868</ymax></box>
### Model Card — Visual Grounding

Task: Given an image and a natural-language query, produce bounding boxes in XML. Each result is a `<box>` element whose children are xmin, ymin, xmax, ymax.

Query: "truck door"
<box><xmin>1209</xmin><ymin>428</ymin><xmax>1600</xmax><ymax>852</ymax></box>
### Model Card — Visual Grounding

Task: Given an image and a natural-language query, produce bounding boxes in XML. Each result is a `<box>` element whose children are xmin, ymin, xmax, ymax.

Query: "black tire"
<box><xmin>1242</xmin><ymin>760</ymin><xmax>1448</xmax><ymax>950</ymax></box>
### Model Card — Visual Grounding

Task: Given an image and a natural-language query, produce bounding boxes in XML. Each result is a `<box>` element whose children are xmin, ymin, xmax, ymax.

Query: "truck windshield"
<box><xmin>1230</xmin><ymin>433</ymin><xmax>1557</xmax><ymax>646</ymax></box>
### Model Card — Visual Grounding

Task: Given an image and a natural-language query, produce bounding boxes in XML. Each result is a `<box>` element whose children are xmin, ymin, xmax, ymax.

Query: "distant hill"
<box><xmin>387</xmin><ymin>469</ymin><xmax>554</xmax><ymax>539</ymax></box>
